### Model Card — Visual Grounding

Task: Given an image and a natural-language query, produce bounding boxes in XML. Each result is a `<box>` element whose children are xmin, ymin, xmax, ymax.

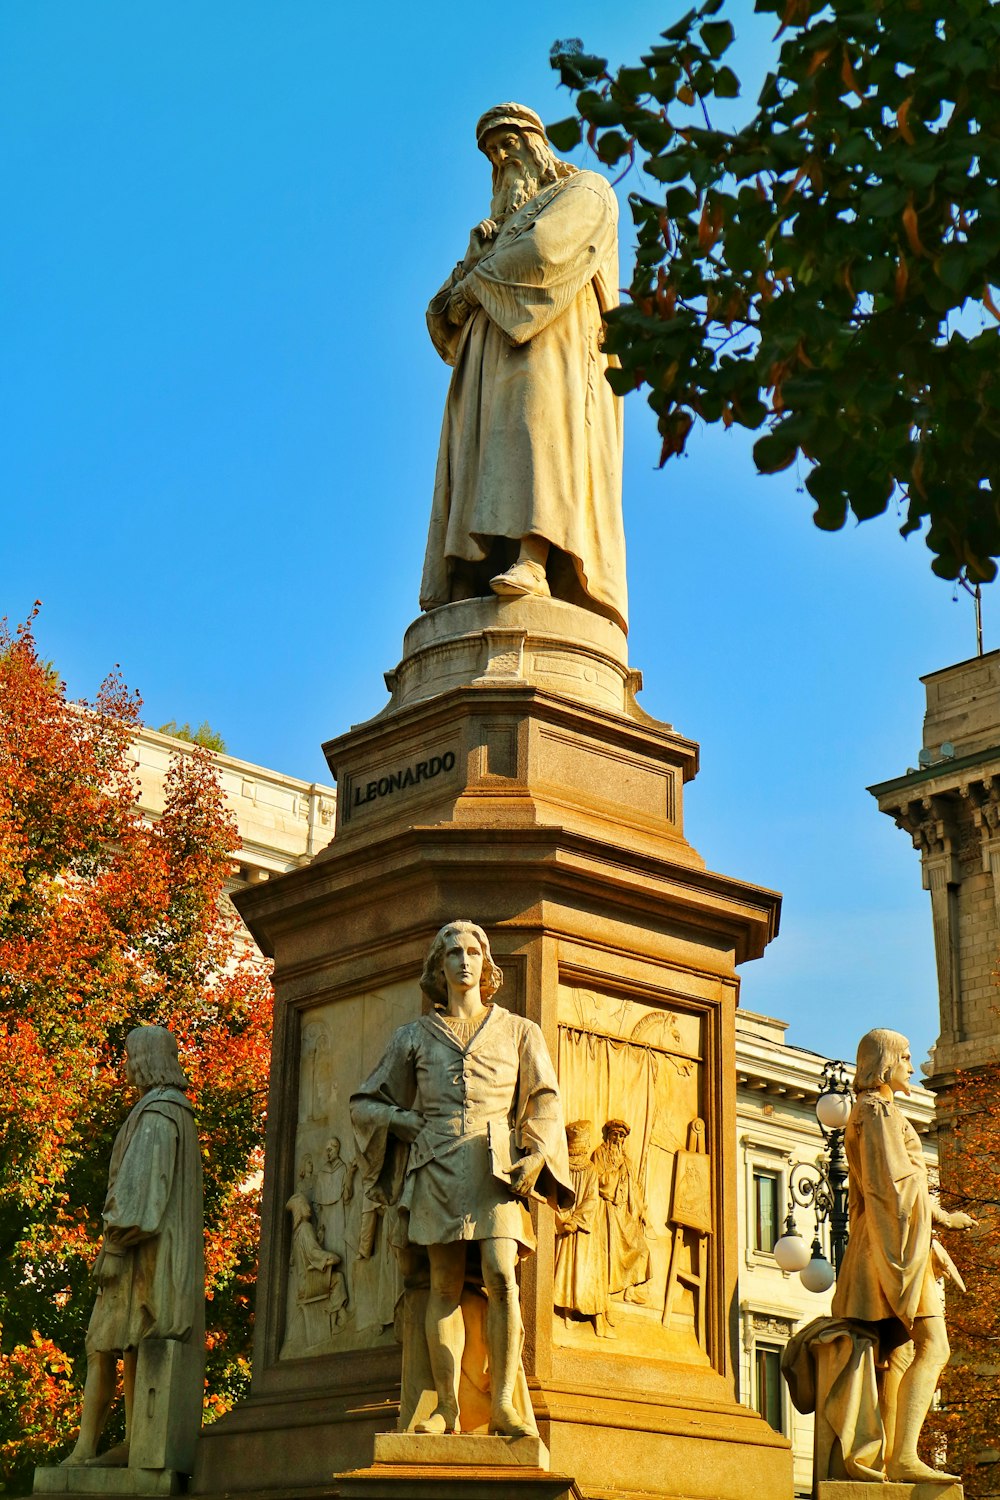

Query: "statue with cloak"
<box><xmin>420</xmin><ymin>103</ymin><xmax>627</xmax><ymax>633</ymax></box>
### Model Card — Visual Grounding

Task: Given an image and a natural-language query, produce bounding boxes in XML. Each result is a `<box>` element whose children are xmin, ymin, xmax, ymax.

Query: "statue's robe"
<box><xmin>421</xmin><ymin>169</ymin><xmax>626</xmax><ymax>632</ymax></box>
<box><xmin>553</xmin><ymin>1155</ymin><xmax>607</xmax><ymax>1318</ymax></box>
<box><xmin>87</xmin><ymin>1087</ymin><xmax>204</xmax><ymax>1352</ymax></box>
<box><xmin>591</xmin><ymin>1141</ymin><xmax>651</xmax><ymax>1296</ymax></box>
<box><xmin>831</xmin><ymin>1092</ymin><xmax>942</xmax><ymax>1347</ymax></box>
<box><xmin>350</xmin><ymin>1005</ymin><xmax>573</xmax><ymax>1254</ymax></box>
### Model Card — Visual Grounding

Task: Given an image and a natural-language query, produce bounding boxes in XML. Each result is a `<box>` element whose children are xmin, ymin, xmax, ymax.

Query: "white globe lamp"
<box><xmin>800</xmin><ymin>1241</ymin><xmax>836</xmax><ymax>1293</ymax></box>
<box><xmin>773</xmin><ymin>1228</ymin><xmax>811</xmax><ymax>1272</ymax></box>
<box><xmin>816</xmin><ymin>1090</ymin><xmax>852</xmax><ymax>1130</ymax></box>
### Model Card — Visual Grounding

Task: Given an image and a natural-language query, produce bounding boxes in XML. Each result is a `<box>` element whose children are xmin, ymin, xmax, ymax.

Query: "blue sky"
<box><xmin>2</xmin><ymin>2</ymin><xmax>985</xmax><ymax>1070</ymax></box>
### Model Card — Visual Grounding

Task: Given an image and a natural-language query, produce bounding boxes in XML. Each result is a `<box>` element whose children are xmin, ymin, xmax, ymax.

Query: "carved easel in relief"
<box><xmin>662</xmin><ymin>1118</ymin><xmax>711</xmax><ymax>1348</ymax></box>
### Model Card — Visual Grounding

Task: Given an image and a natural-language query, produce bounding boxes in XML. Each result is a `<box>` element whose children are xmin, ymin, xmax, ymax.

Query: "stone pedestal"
<box><xmin>818</xmin><ymin>1484</ymin><xmax>963</xmax><ymax>1500</ymax></box>
<box><xmin>193</xmin><ymin>598</ymin><xmax>791</xmax><ymax>1500</ymax></box>
<box><xmin>336</xmin><ymin>1433</ymin><xmax>578</xmax><ymax>1500</ymax></box>
<box><xmin>34</xmin><ymin>1470</ymin><xmax>184</xmax><ymax>1497</ymax></box>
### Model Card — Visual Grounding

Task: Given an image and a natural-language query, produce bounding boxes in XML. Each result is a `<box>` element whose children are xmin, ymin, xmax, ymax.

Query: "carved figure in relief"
<box><xmin>61</xmin><ymin>1028</ymin><xmax>204</xmax><ymax>1470</ymax></box>
<box><xmin>350</xmin><ymin>920</ymin><xmax>573</xmax><ymax>1438</ymax></box>
<box><xmin>830</xmin><ymin>1029</ymin><xmax>975</xmax><ymax>1484</ymax></box>
<box><xmin>591</xmin><ymin>1119</ymin><xmax>651</xmax><ymax>1305</ymax></box>
<box><xmin>286</xmin><ymin>1193</ymin><xmax>348</xmax><ymax>1347</ymax></box>
<box><xmin>313</xmin><ymin>1137</ymin><xmax>356</xmax><ymax>1257</ymax></box>
<box><xmin>553</xmin><ymin>1120</ymin><xmax>613</xmax><ymax>1338</ymax></box>
<box><xmin>420</xmin><ymin>103</ymin><xmax>626</xmax><ymax>630</ymax></box>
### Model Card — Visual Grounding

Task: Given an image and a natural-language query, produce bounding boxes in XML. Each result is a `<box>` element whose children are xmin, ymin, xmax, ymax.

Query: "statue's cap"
<box><xmin>476</xmin><ymin>103</ymin><xmax>547</xmax><ymax>151</ymax></box>
<box><xmin>566</xmin><ymin>1119</ymin><xmax>593</xmax><ymax>1152</ymax></box>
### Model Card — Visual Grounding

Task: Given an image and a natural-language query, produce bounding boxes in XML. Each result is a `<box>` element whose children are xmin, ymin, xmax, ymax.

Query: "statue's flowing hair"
<box><xmin>125</xmin><ymin>1025</ymin><xmax>189</xmax><ymax>1090</ymax></box>
<box><xmin>853</xmin><ymin>1028</ymin><xmax>910</xmax><ymax>1092</ymax></box>
<box><xmin>420</xmin><ymin>920</ymin><xmax>503</xmax><ymax>1007</ymax></box>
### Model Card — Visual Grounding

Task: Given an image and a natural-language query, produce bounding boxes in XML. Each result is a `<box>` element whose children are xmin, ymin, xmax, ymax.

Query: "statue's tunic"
<box><xmin>87</xmin><ymin>1087</ymin><xmax>204</xmax><ymax>1352</ymax></box>
<box><xmin>831</xmin><ymin>1092</ymin><xmax>941</xmax><ymax>1343</ymax></box>
<box><xmin>421</xmin><ymin>170</ymin><xmax>626</xmax><ymax>631</ymax></box>
<box><xmin>350</xmin><ymin>1006</ymin><xmax>573</xmax><ymax>1255</ymax></box>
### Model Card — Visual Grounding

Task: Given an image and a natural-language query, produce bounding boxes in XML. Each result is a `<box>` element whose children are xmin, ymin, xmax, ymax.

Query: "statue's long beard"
<box><xmin>491</xmin><ymin>165</ymin><xmax>541</xmax><ymax>224</ymax></box>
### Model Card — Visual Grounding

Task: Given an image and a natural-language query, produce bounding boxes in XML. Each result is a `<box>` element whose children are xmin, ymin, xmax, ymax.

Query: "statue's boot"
<box><xmin>489</xmin><ymin>561</ymin><xmax>550</xmax><ymax>599</ymax></box>
<box><xmin>415</xmin><ymin>1408</ymin><xmax>459</xmax><ymax>1435</ymax></box>
<box><xmin>489</xmin><ymin>1401</ymin><xmax>538</xmax><ymax>1439</ymax></box>
<box><xmin>886</xmin><ymin>1456</ymin><xmax>960</xmax><ymax>1483</ymax></box>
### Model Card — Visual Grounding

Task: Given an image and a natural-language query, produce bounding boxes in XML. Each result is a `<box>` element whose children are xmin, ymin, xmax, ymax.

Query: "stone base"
<box><xmin>372</xmin><ymin>1434</ymin><xmax>549</xmax><ymax>1469</ymax></box>
<box><xmin>336</xmin><ymin>1424</ymin><xmax>571</xmax><ymax>1500</ymax></box>
<box><xmin>34</xmin><ymin>1468</ymin><xmax>184</xmax><ymax>1496</ymax></box>
<box><xmin>818</xmin><ymin>1481</ymin><xmax>964</xmax><ymax>1500</ymax></box>
<box><xmin>383</xmin><ymin>597</ymin><xmax>631</xmax><ymax>717</ymax></box>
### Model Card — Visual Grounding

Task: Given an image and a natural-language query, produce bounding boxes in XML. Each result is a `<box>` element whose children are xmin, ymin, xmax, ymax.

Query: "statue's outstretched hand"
<box><xmin>943</xmin><ymin>1210</ymin><xmax>978</xmax><ymax>1230</ymax></box>
<box><xmin>509</xmin><ymin>1151</ymin><xmax>544</xmax><ymax>1197</ymax></box>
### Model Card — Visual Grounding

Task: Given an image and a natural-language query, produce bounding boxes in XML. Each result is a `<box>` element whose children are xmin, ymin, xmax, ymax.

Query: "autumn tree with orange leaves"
<box><xmin>925</xmin><ymin>1063</ymin><xmax>1000</xmax><ymax>1496</ymax></box>
<box><xmin>0</xmin><ymin>614</ymin><xmax>272</xmax><ymax>1492</ymax></box>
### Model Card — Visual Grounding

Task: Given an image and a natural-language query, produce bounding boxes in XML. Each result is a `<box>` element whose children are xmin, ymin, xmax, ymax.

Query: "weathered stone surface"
<box><xmin>819</xmin><ymin>1483</ymin><xmax>963</xmax><ymax>1500</ymax></box>
<box><xmin>34</xmin><ymin>1468</ymin><xmax>183</xmax><ymax>1496</ymax></box>
<box><xmin>371</xmin><ymin>1434</ymin><xmax>549</xmax><ymax>1468</ymax></box>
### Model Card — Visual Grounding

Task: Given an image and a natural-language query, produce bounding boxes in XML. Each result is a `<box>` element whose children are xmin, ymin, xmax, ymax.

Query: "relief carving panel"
<box><xmin>280</xmin><ymin>979</ymin><xmax>418</xmax><ymax>1359</ymax></box>
<box><xmin>555</xmin><ymin>985</ymin><xmax>709</xmax><ymax>1366</ymax></box>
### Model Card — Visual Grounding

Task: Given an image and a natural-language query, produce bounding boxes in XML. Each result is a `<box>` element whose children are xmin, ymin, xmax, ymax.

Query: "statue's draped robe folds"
<box><xmin>350</xmin><ymin>1006</ymin><xmax>573</xmax><ymax>1252</ymax></box>
<box><xmin>553</xmin><ymin>1156</ymin><xmax>607</xmax><ymax>1318</ymax></box>
<box><xmin>591</xmin><ymin>1140</ymin><xmax>651</xmax><ymax>1296</ymax></box>
<box><xmin>831</xmin><ymin>1092</ymin><xmax>942</xmax><ymax>1342</ymax></box>
<box><xmin>87</xmin><ymin>1087</ymin><xmax>204</xmax><ymax>1353</ymax></box>
<box><xmin>421</xmin><ymin>170</ymin><xmax>627</xmax><ymax>632</ymax></box>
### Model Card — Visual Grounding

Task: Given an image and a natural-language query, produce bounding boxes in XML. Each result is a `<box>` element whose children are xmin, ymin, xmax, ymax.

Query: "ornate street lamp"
<box><xmin>773</xmin><ymin>1060</ymin><xmax>852</xmax><ymax>1291</ymax></box>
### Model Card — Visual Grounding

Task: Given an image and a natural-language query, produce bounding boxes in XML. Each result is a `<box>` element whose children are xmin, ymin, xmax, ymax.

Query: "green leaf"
<box><xmin>713</xmin><ymin>66</ymin><xmax>740</xmax><ymax>98</ymax></box>
<box><xmin>545</xmin><ymin>117</ymin><xmax>582</xmax><ymax>152</ymax></box>
<box><xmin>753</xmin><ymin>429</ymin><xmax>799</xmax><ymax>473</ymax></box>
<box><xmin>596</xmin><ymin>130</ymin><xmax>632</xmax><ymax>166</ymax></box>
<box><xmin>699</xmin><ymin>20</ymin><xmax>734</xmax><ymax>58</ymax></box>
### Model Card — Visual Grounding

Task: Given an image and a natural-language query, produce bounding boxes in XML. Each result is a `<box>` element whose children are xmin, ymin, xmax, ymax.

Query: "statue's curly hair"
<box><xmin>853</xmin><ymin>1028</ymin><xmax>910</xmax><ymax>1092</ymax></box>
<box><xmin>420</xmin><ymin>920</ymin><xmax>503</xmax><ymax>1007</ymax></box>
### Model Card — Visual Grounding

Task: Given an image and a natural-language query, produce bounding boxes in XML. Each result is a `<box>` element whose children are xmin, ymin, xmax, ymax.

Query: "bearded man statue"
<box><xmin>419</xmin><ymin>103</ymin><xmax>627</xmax><ymax>634</ymax></box>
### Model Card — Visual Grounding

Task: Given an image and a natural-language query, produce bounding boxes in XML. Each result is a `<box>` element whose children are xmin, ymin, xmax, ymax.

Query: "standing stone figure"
<box><xmin>61</xmin><ymin>1026</ymin><xmax>204</xmax><ymax>1471</ymax></box>
<box><xmin>350</xmin><ymin>920</ymin><xmax>573</xmax><ymax>1437</ymax></box>
<box><xmin>553</xmin><ymin>1120</ymin><xmax>612</xmax><ymax>1338</ymax></box>
<box><xmin>592</xmin><ymin>1118</ymin><xmax>651</xmax><ymax>1304</ymax></box>
<box><xmin>831</xmin><ymin>1028</ymin><xmax>976</xmax><ymax>1483</ymax></box>
<box><xmin>313</xmin><ymin>1137</ymin><xmax>356</xmax><ymax>1258</ymax></box>
<box><xmin>420</xmin><ymin>102</ymin><xmax>626</xmax><ymax>632</ymax></box>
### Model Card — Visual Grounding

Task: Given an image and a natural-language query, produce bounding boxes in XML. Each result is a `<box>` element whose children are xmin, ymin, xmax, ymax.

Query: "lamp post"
<box><xmin>773</xmin><ymin>1060</ymin><xmax>852</xmax><ymax>1292</ymax></box>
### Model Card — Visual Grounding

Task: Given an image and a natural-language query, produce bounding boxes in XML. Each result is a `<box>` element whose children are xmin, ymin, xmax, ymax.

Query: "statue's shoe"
<box><xmin>489</xmin><ymin>1405</ymin><xmax>539</xmax><ymax>1439</ymax></box>
<box><xmin>886</xmin><ymin>1457</ymin><xmax>960</xmax><ymax>1483</ymax></box>
<box><xmin>415</xmin><ymin>1409</ymin><xmax>459</xmax><ymax>1435</ymax></box>
<box><xmin>489</xmin><ymin>561</ymin><xmax>551</xmax><ymax>599</ymax></box>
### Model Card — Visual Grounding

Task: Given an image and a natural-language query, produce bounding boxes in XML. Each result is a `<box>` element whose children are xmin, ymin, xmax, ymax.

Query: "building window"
<box><xmin>754</xmin><ymin>1344</ymin><xmax>785</xmax><ymax>1433</ymax></box>
<box><xmin>753</xmin><ymin>1168</ymin><xmax>780</xmax><ymax>1253</ymax></box>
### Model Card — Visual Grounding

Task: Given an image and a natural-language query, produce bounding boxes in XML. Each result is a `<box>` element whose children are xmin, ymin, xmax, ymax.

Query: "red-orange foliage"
<box><xmin>0</xmin><ymin>612</ymin><xmax>273</xmax><ymax>1491</ymax></box>
<box><xmin>925</xmin><ymin>1059</ymin><xmax>1000</xmax><ymax>1495</ymax></box>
